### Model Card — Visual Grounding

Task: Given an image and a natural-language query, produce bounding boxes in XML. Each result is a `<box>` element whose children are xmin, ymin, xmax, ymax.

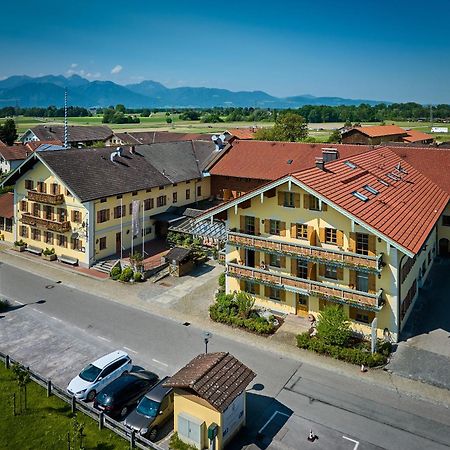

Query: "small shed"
<box><xmin>164</xmin><ymin>352</ymin><xmax>256</xmax><ymax>450</ymax></box>
<box><xmin>164</xmin><ymin>246</ymin><xmax>194</xmax><ymax>277</ymax></box>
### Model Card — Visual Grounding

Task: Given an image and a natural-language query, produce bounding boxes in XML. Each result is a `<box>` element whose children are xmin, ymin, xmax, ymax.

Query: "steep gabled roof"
<box><xmin>0</xmin><ymin>192</ymin><xmax>14</xmax><ymax>219</ymax></box>
<box><xmin>0</xmin><ymin>145</ymin><xmax>30</xmax><ymax>161</ymax></box>
<box><xmin>345</xmin><ymin>125</ymin><xmax>408</xmax><ymax>138</ymax></box>
<box><xmin>113</xmin><ymin>131</ymin><xmax>212</xmax><ymax>145</ymax></box>
<box><xmin>28</xmin><ymin>125</ymin><xmax>113</xmax><ymax>142</ymax></box>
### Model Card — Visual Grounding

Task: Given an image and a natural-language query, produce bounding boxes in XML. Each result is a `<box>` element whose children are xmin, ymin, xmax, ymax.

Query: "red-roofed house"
<box><xmin>198</xmin><ymin>147</ymin><xmax>450</xmax><ymax>341</ymax></box>
<box><xmin>224</xmin><ymin>128</ymin><xmax>257</xmax><ymax>140</ymax></box>
<box><xmin>342</xmin><ymin>125</ymin><xmax>408</xmax><ymax>145</ymax></box>
<box><xmin>402</xmin><ymin>129</ymin><xmax>434</xmax><ymax>144</ymax></box>
<box><xmin>0</xmin><ymin>145</ymin><xmax>32</xmax><ymax>174</ymax></box>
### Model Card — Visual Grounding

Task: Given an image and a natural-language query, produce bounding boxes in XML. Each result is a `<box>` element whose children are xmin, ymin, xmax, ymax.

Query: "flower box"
<box><xmin>42</xmin><ymin>253</ymin><xmax>57</xmax><ymax>261</ymax></box>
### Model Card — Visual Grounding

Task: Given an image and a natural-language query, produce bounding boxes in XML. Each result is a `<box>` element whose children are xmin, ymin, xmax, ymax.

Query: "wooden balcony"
<box><xmin>228</xmin><ymin>230</ymin><xmax>383</xmax><ymax>272</ymax></box>
<box><xmin>28</xmin><ymin>190</ymin><xmax>64</xmax><ymax>205</ymax></box>
<box><xmin>227</xmin><ymin>262</ymin><xmax>383</xmax><ymax>311</ymax></box>
<box><xmin>20</xmin><ymin>213</ymin><xmax>71</xmax><ymax>233</ymax></box>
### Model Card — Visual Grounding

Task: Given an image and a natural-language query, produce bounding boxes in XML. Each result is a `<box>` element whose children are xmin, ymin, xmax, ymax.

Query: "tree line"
<box><xmin>0</xmin><ymin>106</ymin><xmax>91</xmax><ymax>118</ymax></box>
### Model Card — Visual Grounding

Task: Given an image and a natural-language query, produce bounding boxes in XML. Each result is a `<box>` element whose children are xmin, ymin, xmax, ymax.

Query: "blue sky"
<box><xmin>1</xmin><ymin>0</ymin><xmax>449</xmax><ymax>103</ymax></box>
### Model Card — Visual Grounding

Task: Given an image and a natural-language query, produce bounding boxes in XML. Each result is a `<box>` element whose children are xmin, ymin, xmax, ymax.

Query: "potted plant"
<box><xmin>42</xmin><ymin>247</ymin><xmax>57</xmax><ymax>261</ymax></box>
<box><xmin>13</xmin><ymin>240</ymin><xmax>27</xmax><ymax>252</ymax></box>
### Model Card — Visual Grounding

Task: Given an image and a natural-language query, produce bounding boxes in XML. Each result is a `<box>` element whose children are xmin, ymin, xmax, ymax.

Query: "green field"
<box><xmin>1</xmin><ymin>114</ymin><xmax>448</xmax><ymax>143</ymax></box>
<box><xmin>0</xmin><ymin>364</ymin><xmax>128</xmax><ymax>450</ymax></box>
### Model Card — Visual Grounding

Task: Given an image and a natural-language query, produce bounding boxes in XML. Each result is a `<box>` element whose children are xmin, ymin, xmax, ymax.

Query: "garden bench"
<box><xmin>59</xmin><ymin>254</ymin><xmax>78</xmax><ymax>266</ymax></box>
<box><xmin>26</xmin><ymin>245</ymin><xmax>42</xmax><ymax>256</ymax></box>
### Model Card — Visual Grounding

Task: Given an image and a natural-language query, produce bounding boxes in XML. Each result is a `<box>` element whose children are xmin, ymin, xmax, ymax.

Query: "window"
<box><xmin>113</xmin><ymin>205</ymin><xmax>126</xmax><ymax>219</ymax></box>
<box><xmin>5</xmin><ymin>218</ymin><xmax>12</xmax><ymax>232</ymax></box>
<box><xmin>44</xmin><ymin>231</ymin><xmax>53</xmax><ymax>244</ymax></box>
<box><xmin>50</xmin><ymin>183</ymin><xmax>59</xmax><ymax>195</ymax></box>
<box><xmin>20</xmin><ymin>226</ymin><xmax>28</xmax><ymax>238</ymax></box>
<box><xmin>352</xmin><ymin>191</ymin><xmax>369</xmax><ymax>202</ymax></box>
<box><xmin>356</xmin><ymin>233</ymin><xmax>369</xmax><ymax>255</ymax></box>
<box><xmin>32</xmin><ymin>203</ymin><xmax>41</xmax><ymax>217</ymax></box>
<box><xmin>57</xmin><ymin>234</ymin><xmax>67</xmax><ymax>248</ymax></box>
<box><xmin>66</xmin><ymin>189</ymin><xmax>72</xmax><ymax>197</ymax></box>
<box><xmin>197</xmin><ymin>185</ymin><xmax>202</xmax><ymax>197</ymax></box>
<box><xmin>99</xmin><ymin>236</ymin><xmax>107</xmax><ymax>250</ymax></box>
<box><xmin>270</xmin><ymin>220</ymin><xmax>280</xmax><ymax>235</ymax></box>
<box><xmin>145</xmin><ymin>227</ymin><xmax>152</xmax><ymax>235</ymax></box>
<box><xmin>0</xmin><ymin>217</ymin><xmax>4</xmax><ymax>230</ymax></box>
<box><xmin>25</xmin><ymin>179</ymin><xmax>34</xmax><ymax>190</ymax></box>
<box><xmin>296</xmin><ymin>224</ymin><xmax>308</xmax><ymax>240</ymax></box>
<box><xmin>185</xmin><ymin>189</ymin><xmax>190</xmax><ymax>200</ymax></box>
<box><xmin>37</xmin><ymin>181</ymin><xmax>46</xmax><ymax>193</ymax></box>
<box><xmin>186</xmin><ymin>180</ymin><xmax>191</xmax><ymax>184</ymax></box>
<box><xmin>325</xmin><ymin>228</ymin><xmax>337</xmax><ymax>244</ymax></box>
<box><xmin>173</xmin><ymin>192</ymin><xmax>178</xmax><ymax>203</ymax></box>
<box><xmin>349</xmin><ymin>307</ymin><xmax>375</xmax><ymax>324</ymax></box>
<box><xmin>324</xmin><ymin>265</ymin><xmax>337</xmax><ymax>279</ymax></box>
<box><xmin>43</xmin><ymin>205</ymin><xmax>53</xmax><ymax>220</ymax></box>
<box><xmin>297</xmin><ymin>260</ymin><xmax>308</xmax><ymax>279</ymax></box>
<box><xmin>244</xmin><ymin>281</ymin><xmax>258</xmax><ymax>294</ymax></box>
<box><xmin>159</xmin><ymin>186</ymin><xmax>164</xmax><ymax>190</ymax></box>
<box><xmin>71</xmin><ymin>237</ymin><xmax>83</xmax><ymax>251</ymax></box>
<box><xmin>157</xmin><ymin>195</ymin><xmax>167</xmax><ymax>207</ymax></box>
<box><xmin>97</xmin><ymin>209</ymin><xmax>110</xmax><ymax>223</ymax></box>
<box><xmin>20</xmin><ymin>201</ymin><xmax>28</xmax><ymax>212</ymax></box>
<box><xmin>269</xmin><ymin>287</ymin><xmax>281</xmax><ymax>301</ymax></box>
<box><xmin>443</xmin><ymin>216</ymin><xmax>450</xmax><ymax>226</ymax></box>
<box><xmin>31</xmin><ymin>228</ymin><xmax>41</xmax><ymax>241</ymax></box>
<box><xmin>363</xmin><ymin>185</ymin><xmax>379</xmax><ymax>195</ymax></box>
<box><xmin>57</xmin><ymin>208</ymin><xmax>67</xmax><ymax>222</ymax></box>
<box><xmin>344</xmin><ymin>161</ymin><xmax>357</xmax><ymax>169</ymax></box>
<box><xmin>116</xmin><ymin>194</ymin><xmax>123</xmax><ymax>199</ymax></box>
<box><xmin>100</xmin><ymin>198</ymin><xmax>107</xmax><ymax>203</ymax></box>
<box><xmin>244</xmin><ymin>216</ymin><xmax>255</xmax><ymax>234</ymax></box>
<box><xmin>146</xmin><ymin>189</ymin><xmax>152</xmax><ymax>193</ymax></box>
<box><xmin>173</xmin><ymin>183</ymin><xmax>178</xmax><ymax>187</ymax></box>
<box><xmin>132</xmin><ymin>191</ymin><xmax>138</xmax><ymax>196</ymax></box>
<box><xmin>269</xmin><ymin>253</ymin><xmax>281</xmax><ymax>268</ymax></box>
<box><xmin>309</xmin><ymin>195</ymin><xmax>320</xmax><ymax>211</ymax></box>
<box><xmin>72</xmin><ymin>210</ymin><xmax>82</xmax><ymax>223</ymax></box>
<box><xmin>283</xmin><ymin>192</ymin><xmax>295</xmax><ymax>207</ymax></box>
<box><xmin>428</xmin><ymin>251</ymin><xmax>431</xmax><ymax>264</ymax></box>
<box><xmin>356</xmin><ymin>271</ymin><xmax>369</xmax><ymax>292</ymax></box>
<box><xmin>144</xmin><ymin>198</ymin><xmax>154</xmax><ymax>210</ymax></box>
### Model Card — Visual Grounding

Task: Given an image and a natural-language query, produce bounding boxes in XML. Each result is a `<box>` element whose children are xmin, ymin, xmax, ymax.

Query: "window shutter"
<box><xmin>106</xmin><ymin>209</ymin><xmax>110</xmax><ymax>221</ymax></box>
<box><xmin>291</xmin><ymin>257</ymin><xmax>297</xmax><ymax>276</ymax></box>
<box><xmin>264</xmin><ymin>285</ymin><xmax>271</xmax><ymax>297</ymax></box>
<box><xmin>307</xmin><ymin>262</ymin><xmax>317</xmax><ymax>280</ymax></box>
<box><xmin>254</xmin><ymin>251</ymin><xmax>260</xmax><ymax>267</ymax></box>
<box><xmin>349</xmin><ymin>269</ymin><xmax>356</xmax><ymax>289</ymax></box>
<box><xmin>368</xmin><ymin>235</ymin><xmax>376</xmax><ymax>256</ymax></box>
<box><xmin>239</xmin><ymin>248</ymin><xmax>245</xmax><ymax>263</ymax></box>
<box><xmin>280</xmin><ymin>255</ymin><xmax>286</xmax><ymax>268</ymax></box>
<box><xmin>336</xmin><ymin>266</ymin><xmax>343</xmax><ymax>280</ymax></box>
<box><xmin>254</xmin><ymin>283</ymin><xmax>260</xmax><ymax>296</ymax></box>
<box><xmin>349</xmin><ymin>232</ymin><xmax>356</xmax><ymax>252</ymax></box>
<box><xmin>255</xmin><ymin>217</ymin><xmax>260</xmax><ymax>235</ymax></box>
<box><xmin>294</xmin><ymin>193</ymin><xmax>300</xmax><ymax>208</ymax></box>
<box><xmin>307</xmin><ymin>226</ymin><xmax>316</xmax><ymax>246</ymax></box>
<box><xmin>240</xmin><ymin>279</ymin><xmax>245</xmax><ymax>291</ymax></box>
<box><xmin>368</xmin><ymin>273</ymin><xmax>376</xmax><ymax>292</ymax></box>
<box><xmin>240</xmin><ymin>215</ymin><xmax>245</xmax><ymax>232</ymax></box>
<box><xmin>337</xmin><ymin>230</ymin><xmax>344</xmax><ymax>247</ymax></box>
<box><xmin>71</xmin><ymin>210</ymin><xmax>75</xmax><ymax>222</ymax></box>
<box><xmin>280</xmin><ymin>222</ymin><xmax>286</xmax><ymax>237</ymax></box>
<box><xmin>278</xmin><ymin>191</ymin><xmax>284</xmax><ymax>206</ymax></box>
<box><xmin>322</xmin><ymin>202</ymin><xmax>328</xmax><ymax>211</ymax></box>
<box><xmin>280</xmin><ymin>290</ymin><xmax>286</xmax><ymax>302</ymax></box>
<box><xmin>319</xmin><ymin>263</ymin><xmax>325</xmax><ymax>276</ymax></box>
<box><xmin>303</xmin><ymin>194</ymin><xmax>310</xmax><ymax>209</ymax></box>
<box><xmin>290</xmin><ymin>223</ymin><xmax>297</xmax><ymax>238</ymax></box>
<box><xmin>264</xmin><ymin>219</ymin><xmax>270</xmax><ymax>234</ymax></box>
<box><xmin>349</xmin><ymin>307</ymin><xmax>357</xmax><ymax>320</ymax></box>
<box><xmin>319</xmin><ymin>227</ymin><xmax>326</xmax><ymax>244</ymax></box>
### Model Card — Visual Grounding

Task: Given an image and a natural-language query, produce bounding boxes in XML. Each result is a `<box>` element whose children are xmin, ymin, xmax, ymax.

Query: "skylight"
<box><xmin>378</xmin><ymin>178</ymin><xmax>390</xmax><ymax>187</ymax></box>
<box><xmin>287</xmin><ymin>159</ymin><xmax>293</xmax><ymax>164</ymax></box>
<box><xmin>344</xmin><ymin>161</ymin><xmax>357</xmax><ymax>169</ymax></box>
<box><xmin>363</xmin><ymin>184</ymin><xmax>379</xmax><ymax>195</ymax></box>
<box><xmin>387</xmin><ymin>173</ymin><xmax>400</xmax><ymax>181</ymax></box>
<box><xmin>352</xmin><ymin>191</ymin><xmax>369</xmax><ymax>202</ymax></box>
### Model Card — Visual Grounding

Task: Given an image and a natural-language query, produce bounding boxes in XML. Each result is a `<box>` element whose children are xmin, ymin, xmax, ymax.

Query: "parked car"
<box><xmin>67</xmin><ymin>350</ymin><xmax>132</xmax><ymax>401</ymax></box>
<box><xmin>94</xmin><ymin>371</ymin><xmax>159</xmax><ymax>420</ymax></box>
<box><xmin>124</xmin><ymin>376</ymin><xmax>174</xmax><ymax>441</ymax></box>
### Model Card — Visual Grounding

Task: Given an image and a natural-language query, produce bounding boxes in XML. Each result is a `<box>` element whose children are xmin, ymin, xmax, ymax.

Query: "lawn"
<box><xmin>0</xmin><ymin>364</ymin><xmax>128</xmax><ymax>450</ymax></box>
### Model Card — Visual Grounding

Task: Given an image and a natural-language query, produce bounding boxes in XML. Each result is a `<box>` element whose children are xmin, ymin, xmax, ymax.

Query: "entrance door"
<box><xmin>116</xmin><ymin>232</ymin><xmax>121</xmax><ymax>254</ymax></box>
<box><xmin>439</xmin><ymin>238</ymin><xmax>449</xmax><ymax>257</ymax></box>
<box><xmin>246</xmin><ymin>249</ymin><xmax>255</xmax><ymax>268</ymax></box>
<box><xmin>296</xmin><ymin>294</ymin><xmax>309</xmax><ymax>316</ymax></box>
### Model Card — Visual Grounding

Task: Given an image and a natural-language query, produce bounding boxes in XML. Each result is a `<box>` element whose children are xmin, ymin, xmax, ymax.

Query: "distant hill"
<box><xmin>0</xmin><ymin>74</ymin><xmax>388</xmax><ymax>108</ymax></box>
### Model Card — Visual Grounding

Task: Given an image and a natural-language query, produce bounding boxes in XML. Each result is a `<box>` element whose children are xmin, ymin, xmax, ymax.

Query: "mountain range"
<box><xmin>0</xmin><ymin>75</ymin><xmax>387</xmax><ymax>108</ymax></box>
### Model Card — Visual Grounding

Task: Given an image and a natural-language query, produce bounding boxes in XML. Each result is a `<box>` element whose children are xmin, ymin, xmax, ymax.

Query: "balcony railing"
<box><xmin>28</xmin><ymin>190</ymin><xmax>64</xmax><ymax>205</ymax></box>
<box><xmin>228</xmin><ymin>230</ymin><xmax>383</xmax><ymax>272</ymax></box>
<box><xmin>20</xmin><ymin>213</ymin><xmax>71</xmax><ymax>233</ymax></box>
<box><xmin>227</xmin><ymin>261</ymin><xmax>383</xmax><ymax>311</ymax></box>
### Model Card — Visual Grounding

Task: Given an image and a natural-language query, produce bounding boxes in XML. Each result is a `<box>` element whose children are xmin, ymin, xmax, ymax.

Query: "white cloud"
<box><xmin>111</xmin><ymin>65</ymin><xmax>123</xmax><ymax>75</ymax></box>
<box><xmin>70</xmin><ymin>63</ymin><xmax>78</xmax><ymax>68</ymax></box>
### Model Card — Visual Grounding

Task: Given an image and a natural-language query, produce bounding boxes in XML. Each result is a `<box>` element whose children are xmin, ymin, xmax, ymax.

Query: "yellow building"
<box><xmin>164</xmin><ymin>352</ymin><xmax>255</xmax><ymax>450</ymax></box>
<box><xmin>0</xmin><ymin>192</ymin><xmax>14</xmax><ymax>243</ymax></box>
<box><xmin>199</xmin><ymin>148</ymin><xmax>450</xmax><ymax>341</ymax></box>
<box><xmin>1</xmin><ymin>141</ymin><xmax>214</xmax><ymax>266</ymax></box>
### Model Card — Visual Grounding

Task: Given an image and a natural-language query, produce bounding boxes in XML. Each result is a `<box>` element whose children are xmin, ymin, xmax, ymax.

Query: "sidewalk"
<box><xmin>2</xmin><ymin>244</ymin><xmax>450</xmax><ymax>408</ymax></box>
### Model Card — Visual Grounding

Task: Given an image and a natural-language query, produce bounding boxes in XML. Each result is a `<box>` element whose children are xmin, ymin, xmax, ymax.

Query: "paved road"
<box><xmin>1</xmin><ymin>261</ymin><xmax>450</xmax><ymax>450</ymax></box>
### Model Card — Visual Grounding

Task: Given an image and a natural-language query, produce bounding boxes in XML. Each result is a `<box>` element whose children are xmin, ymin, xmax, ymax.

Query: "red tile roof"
<box><xmin>0</xmin><ymin>145</ymin><xmax>30</xmax><ymax>161</ymax></box>
<box><xmin>293</xmin><ymin>147</ymin><xmax>449</xmax><ymax>255</ymax></box>
<box><xmin>226</xmin><ymin>128</ymin><xmax>256</xmax><ymax>140</ymax></box>
<box><xmin>209</xmin><ymin>140</ymin><xmax>373</xmax><ymax>180</ymax></box>
<box><xmin>0</xmin><ymin>192</ymin><xmax>14</xmax><ymax>219</ymax></box>
<box><xmin>350</xmin><ymin>125</ymin><xmax>408</xmax><ymax>138</ymax></box>
<box><xmin>402</xmin><ymin>129</ymin><xmax>433</xmax><ymax>143</ymax></box>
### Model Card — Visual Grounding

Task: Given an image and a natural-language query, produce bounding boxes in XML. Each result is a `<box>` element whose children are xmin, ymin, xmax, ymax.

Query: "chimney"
<box><xmin>130</xmin><ymin>145</ymin><xmax>135</xmax><ymax>154</ymax></box>
<box><xmin>116</xmin><ymin>146</ymin><xmax>123</xmax><ymax>157</ymax></box>
<box><xmin>315</xmin><ymin>157</ymin><xmax>325</xmax><ymax>171</ymax></box>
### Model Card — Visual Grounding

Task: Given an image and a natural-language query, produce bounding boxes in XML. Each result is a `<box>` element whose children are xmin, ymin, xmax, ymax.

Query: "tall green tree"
<box><xmin>254</xmin><ymin>112</ymin><xmax>308</xmax><ymax>142</ymax></box>
<box><xmin>0</xmin><ymin>118</ymin><xmax>18</xmax><ymax>145</ymax></box>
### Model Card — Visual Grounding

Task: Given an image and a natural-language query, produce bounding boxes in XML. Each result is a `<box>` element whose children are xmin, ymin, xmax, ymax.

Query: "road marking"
<box><xmin>123</xmin><ymin>346</ymin><xmax>137</xmax><ymax>354</ymax></box>
<box><xmin>31</xmin><ymin>308</ymin><xmax>43</xmax><ymax>314</ymax></box>
<box><xmin>50</xmin><ymin>316</ymin><xmax>63</xmax><ymax>323</ymax></box>
<box><xmin>15</xmin><ymin>301</ymin><xmax>25</xmax><ymax>305</ymax></box>
<box><xmin>97</xmin><ymin>335</ymin><xmax>111</xmax><ymax>343</ymax></box>
<box><xmin>343</xmin><ymin>436</ymin><xmax>360</xmax><ymax>449</ymax></box>
<box><xmin>258</xmin><ymin>410</ymin><xmax>290</xmax><ymax>435</ymax></box>
<box><xmin>152</xmin><ymin>358</ymin><xmax>168</xmax><ymax>367</ymax></box>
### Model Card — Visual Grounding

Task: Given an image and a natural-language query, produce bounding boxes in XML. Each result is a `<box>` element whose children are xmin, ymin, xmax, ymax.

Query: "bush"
<box><xmin>110</xmin><ymin>266</ymin><xmax>122</xmax><ymax>280</ymax></box>
<box><xmin>316</xmin><ymin>305</ymin><xmax>352</xmax><ymax>347</ymax></box>
<box><xmin>218</xmin><ymin>273</ymin><xmax>225</xmax><ymax>290</ymax></box>
<box><xmin>0</xmin><ymin>298</ymin><xmax>10</xmax><ymax>312</ymax></box>
<box><xmin>169</xmin><ymin>432</ymin><xmax>198</xmax><ymax>450</ymax></box>
<box><xmin>133</xmin><ymin>272</ymin><xmax>143</xmax><ymax>282</ymax></box>
<box><xmin>43</xmin><ymin>247</ymin><xmax>55</xmax><ymax>256</ymax></box>
<box><xmin>119</xmin><ymin>267</ymin><xmax>134</xmax><ymax>282</ymax></box>
<box><xmin>14</xmin><ymin>240</ymin><xmax>26</xmax><ymax>247</ymax></box>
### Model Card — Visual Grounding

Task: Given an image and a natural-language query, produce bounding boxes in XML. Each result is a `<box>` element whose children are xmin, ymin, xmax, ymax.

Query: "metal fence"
<box><xmin>0</xmin><ymin>351</ymin><xmax>164</xmax><ymax>450</ymax></box>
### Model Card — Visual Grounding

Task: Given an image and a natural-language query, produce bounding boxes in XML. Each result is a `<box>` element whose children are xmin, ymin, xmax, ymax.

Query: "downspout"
<box><xmin>397</xmin><ymin>253</ymin><xmax>408</xmax><ymax>339</ymax></box>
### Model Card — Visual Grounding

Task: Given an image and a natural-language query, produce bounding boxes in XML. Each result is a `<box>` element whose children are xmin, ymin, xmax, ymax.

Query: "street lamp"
<box><xmin>203</xmin><ymin>331</ymin><xmax>212</xmax><ymax>354</ymax></box>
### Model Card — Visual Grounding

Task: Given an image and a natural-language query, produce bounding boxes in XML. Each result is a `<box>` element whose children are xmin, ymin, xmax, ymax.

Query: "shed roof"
<box><xmin>0</xmin><ymin>192</ymin><xmax>14</xmax><ymax>218</ymax></box>
<box><xmin>402</xmin><ymin>129</ymin><xmax>434</xmax><ymax>143</ymax></box>
<box><xmin>164</xmin><ymin>246</ymin><xmax>192</xmax><ymax>263</ymax></box>
<box><xmin>345</xmin><ymin>125</ymin><xmax>408</xmax><ymax>138</ymax></box>
<box><xmin>164</xmin><ymin>352</ymin><xmax>255</xmax><ymax>413</ymax></box>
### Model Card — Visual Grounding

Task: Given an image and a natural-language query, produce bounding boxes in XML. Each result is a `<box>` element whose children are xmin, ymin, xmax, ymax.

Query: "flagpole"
<box><xmin>120</xmin><ymin>198</ymin><xmax>123</xmax><ymax>260</ymax></box>
<box><xmin>142</xmin><ymin>201</ymin><xmax>144</xmax><ymax>257</ymax></box>
<box><xmin>131</xmin><ymin>201</ymin><xmax>134</xmax><ymax>258</ymax></box>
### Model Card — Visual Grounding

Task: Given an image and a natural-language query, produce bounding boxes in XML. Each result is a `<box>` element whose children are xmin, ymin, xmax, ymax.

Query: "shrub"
<box><xmin>119</xmin><ymin>267</ymin><xmax>134</xmax><ymax>282</ymax></box>
<box><xmin>235</xmin><ymin>291</ymin><xmax>255</xmax><ymax>318</ymax></box>
<box><xmin>169</xmin><ymin>432</ymin><xmax>198</xmax><ymax>450</ymax></box>
<box><xmin>0</xmin><ymin>298</ymin><xmax>10</xmax><ymax>312</ymax></box>
<box><xmin>133</xmin><ymin>272</ymin><xmax>143</xmax><ymax>282</ymax></box>
<box><xmin>218</xmin><ymin>273</ymin><xmax>225</xmax><ymax>290</ymax></box>
<box><xmin>14</xmin><ymin>240</ymin><xmax>26</xmax><ymax>247</ymax></box>
<box><xmin>43</xmin><ymin>247</ymin><xmax>55</xmax><ymax>256</ymax></box>
<box><xmin>110</xmin><ymin>266</ymin><xmax>122</xmax><ymax>280</ymax></box>
<box><xmin>316</xmin><ymin>305</ymin><xmax>352</xmax><ymax>347</ymax></box>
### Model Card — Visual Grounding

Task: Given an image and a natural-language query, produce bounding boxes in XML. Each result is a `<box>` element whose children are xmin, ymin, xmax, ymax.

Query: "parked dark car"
<box><xmin>124</xmin><ymin>376</ymin><xmax>173</xmax><ymax>441</ymax></box>
<box><xmin>94</xmin><ymin>371</ymin><xmax>158</xmax><ymax>419</ymax></box>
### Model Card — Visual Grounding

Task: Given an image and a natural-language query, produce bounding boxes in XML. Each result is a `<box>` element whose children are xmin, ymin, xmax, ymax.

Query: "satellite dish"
<box><xmin>211</xmin><ymin>135</ymin><xmax>218</xmax><ymax>142</ymax></box>
<box><xmin>219</xmin><ymin>134</ymin><xmax>226</xmax><ymax>142</ymax></box>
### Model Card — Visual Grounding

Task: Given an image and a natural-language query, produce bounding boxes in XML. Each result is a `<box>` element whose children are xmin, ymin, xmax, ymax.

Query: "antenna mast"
<box><xmin>64</xmin><ymin>88</ymin><xmax>69</xmax><ymax>148</ymax></box>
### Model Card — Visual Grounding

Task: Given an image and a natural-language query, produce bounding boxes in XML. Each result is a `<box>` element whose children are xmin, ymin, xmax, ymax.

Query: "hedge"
<box><xmin>296</xmin><ymin>332</ymin><xmax>390</xmax><ymax>367</ymax></box>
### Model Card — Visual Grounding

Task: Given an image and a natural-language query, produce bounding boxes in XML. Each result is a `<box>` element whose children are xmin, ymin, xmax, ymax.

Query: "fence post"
<box><xmin>5</xmin><ymin>354</ymin><xmax>10</xmax><ymax>369</ymax></box>
<box><xmin>12</xmin><ymin>393</ymin><xmax>16</xmax><ymax>416</ymax></box>
<box><xmin>130</xmin><ymin>429</ymin><xmax>136</xmax><ymax>449</ymax></box>
<box><xmin>98</xmin><ymin>411</ymin><xmax>104</xmax><ymax>430</ymax></box>
<box><xmin>71</xmin><ymin>396</ymin><xmax>76</xmax><ymax>414</ymax></box>
<box><xmin>67</xmin><ymin>431</ymin><xmax>71</xmax><ymax>450</ymax></box>
<box><xmin>47</xmin><ymin>380</ymin><xmax>52</xmax><ymax>397</ymax></box>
